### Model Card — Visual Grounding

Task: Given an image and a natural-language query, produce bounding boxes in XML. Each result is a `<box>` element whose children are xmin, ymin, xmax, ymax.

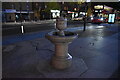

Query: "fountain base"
<box><xmin>51</xmin><ymin>53</ymin><xmax>72</xmax><ymax>69</ymax></box>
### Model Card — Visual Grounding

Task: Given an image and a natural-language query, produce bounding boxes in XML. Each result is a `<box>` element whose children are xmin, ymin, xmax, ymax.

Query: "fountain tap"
<box><xmin>56</xmin><ymin>16</ymin><xmax>67</xmax><ymax>36</ymax></box>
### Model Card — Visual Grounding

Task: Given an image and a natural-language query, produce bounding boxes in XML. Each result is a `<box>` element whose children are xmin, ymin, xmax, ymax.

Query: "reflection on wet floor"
<box><xmin>77</xmin><ymin>29</ymin><xmax>117</xmax><ymax>38</ymax></box>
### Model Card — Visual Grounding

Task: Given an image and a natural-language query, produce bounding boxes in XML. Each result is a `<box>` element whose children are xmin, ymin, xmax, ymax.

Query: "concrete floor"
<box><xmin>2</xmin><ymin>23</ymin><xmax>119</xmax><ymax>78</ymax></box>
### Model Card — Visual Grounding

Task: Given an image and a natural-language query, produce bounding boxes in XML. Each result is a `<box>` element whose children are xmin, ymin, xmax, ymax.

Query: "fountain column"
<box><xmin>51</xmin><ymin>43</ymin><xmax>72</xmax><ymax>69</ymax></box>
<box><xmin>55</xmin><ymin>43</ymin><xmax>68</xmax><ymax>57</ymax></box>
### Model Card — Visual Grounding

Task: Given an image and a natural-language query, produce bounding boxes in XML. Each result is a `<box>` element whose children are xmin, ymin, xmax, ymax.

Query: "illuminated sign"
<box><xmin>68</xmin><ymin>11</ymin><xmax>74</xmax><ymax>13</ymax></box>
<box><xmin>5</xmin><ymin>9</ymin><xmax>16</xmax><ymax>13</ymax></box>
<box><xmin>16</xmin><ymin>11</ymin><xmax>34</xmax><ymax>13</ymax></box>
<box><xmin>108</xmin><ymin>14</ymin><xmax>115</xmax><ymax>23</ymax></box>
<box><xmin>94</xmin><ymin>5</ymin><xmax>103</xmax><ymax>9</ymax></box>
<box><xmin>51</xmin><ymin>10</ymin><xmax>60</xmax><ymax>18</ymax></box>
<box><xmin>51</xmin><ymin>10</ymin><xmax>60</xmax><ymax>13</ymax></box>
<box><xmin>104</xmin><ymin>6</ymin><xmax>113</xmax><ymax>11</ymax></box>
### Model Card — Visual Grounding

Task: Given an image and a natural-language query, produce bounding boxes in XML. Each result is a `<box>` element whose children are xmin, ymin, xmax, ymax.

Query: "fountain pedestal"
<box><xmin>52</xmin><ymin>43</ymin><xmax>72</xmax><ymax>69</ymax></box>
<box><xmin>45</xmin><ymin>16</ymin><xmax>78</xmax><ymax>69</ymax></box>
<box><xmin>46</xmin><ymin>31</ymin><xmax>77</xmax><ymax>69</ymax></box>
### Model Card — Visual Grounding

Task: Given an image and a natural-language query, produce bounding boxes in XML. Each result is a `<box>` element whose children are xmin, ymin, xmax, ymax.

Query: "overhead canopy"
<box><xmin>5</xmin><ymin>9</ymin><xmax>16</xmax><ymax>13</ymax></box>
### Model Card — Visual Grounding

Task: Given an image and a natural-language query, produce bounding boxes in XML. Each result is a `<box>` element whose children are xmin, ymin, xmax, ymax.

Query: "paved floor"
<box><xmin>2</xmin><ymin>23</ymin><xmax>119</xmax><ymax>78</ymax></box>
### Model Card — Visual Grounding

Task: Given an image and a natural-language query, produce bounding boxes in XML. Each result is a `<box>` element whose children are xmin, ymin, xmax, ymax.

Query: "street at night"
<box><xmin>2</xmin><ymin>20</ymin><xmax>103</xmax><ymax>36</ymax></box>
<box><xmin>2</xmin><ymin>20</ymin><xmax>120</xmax><ymax>35</ymax></box>
<box><xmin>2</xmin><ymin>20</ymin><xmax>120</xmax><ymax>44</ymax></box>
<box><xmin>1</xmin><ymin>1</ymin><xmax>120</xmax><ymax>79</ymax></box>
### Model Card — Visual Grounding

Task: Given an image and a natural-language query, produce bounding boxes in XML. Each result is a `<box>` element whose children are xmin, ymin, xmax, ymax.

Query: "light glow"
<box><xmin>95</xmin><ymin>10</ymin><xmax>98</xmax><ymax>12</ymax></box>
<box><xmin>21</xmin><ymin>25</ymin><xmax>24</xmax><ymax>33</ymax></box>
<box><xmin>50</xmin><ymin>10</ymin><xmax>60</xmax><ymax>13</ymax></box>
<box><xmin>94</xmin><ymin>5</ymin><xmax>103</xmax><ymax>9</ymax></box>
<box><xmin>51</xmin><ymin>10</ymin><xmax>60</xmax><ymax>18</ymax></box>
<box><xmin>91</xmin><ymin>17</ymin><xmax>93</xmax><ymax>20</ymax></box>
<box><xmin>108</xmin><ymin>14</ymin><xmax>115</xmax><ymax>23</ymax></box>
<box><xmin>100</xmin><ymin>18</ymin><xmax>104</xmax><ymax>21</ymax></box>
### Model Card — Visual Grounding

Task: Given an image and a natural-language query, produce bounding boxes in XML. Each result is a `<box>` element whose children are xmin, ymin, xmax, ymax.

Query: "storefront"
<box><xmin>4</xmin><ymin>9</ymin><xmax>16</xmax><ymax>22</ymax></box>
<box><xmin>3</xmin><ymin>9</ymin><xmax>34</xmax><ymax>22</ymax></box>
<box><xmin>16</xmin><ymin>10</ymin><xmax>34</xmax><ymax>21</ymax></box>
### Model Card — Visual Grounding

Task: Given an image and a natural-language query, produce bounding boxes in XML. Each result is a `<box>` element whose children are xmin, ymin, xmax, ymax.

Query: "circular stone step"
<box><xmin>37</xmin><ymin>58</ymin><xmax>88</xmax><ymax>78</ymax></box>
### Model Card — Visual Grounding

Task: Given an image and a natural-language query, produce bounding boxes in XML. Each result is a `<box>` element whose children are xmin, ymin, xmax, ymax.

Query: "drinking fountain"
<box><xmin>45</xmin><ymin>17</ymin><xmax>78</xmax><ymax>69</ymax></box>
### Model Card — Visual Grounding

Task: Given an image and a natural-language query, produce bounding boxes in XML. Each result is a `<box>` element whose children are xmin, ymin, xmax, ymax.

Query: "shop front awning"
<box><xmin>16</xmin><ymin>11</ymin><xmax>34</xmax><ymax>13</ymax></box>
<box><xmin>3</xmin><ymin>9</ymin><xmax>34</xmax><ymax>13</ymax></box>
<box><xmin>4</xmin><ymin>9</ymin><xmax>16</xmax><ymax>13</ymax></box>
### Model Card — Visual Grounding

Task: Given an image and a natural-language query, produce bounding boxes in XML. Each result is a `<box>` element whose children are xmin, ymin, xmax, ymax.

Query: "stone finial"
<box><xmin>56</xmin><ymin>17</ymin><xmax>67</xmax><ymax>36</ymax></box>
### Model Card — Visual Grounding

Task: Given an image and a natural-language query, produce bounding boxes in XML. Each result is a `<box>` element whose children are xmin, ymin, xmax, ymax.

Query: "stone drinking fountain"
<box><xmin>45</xmin><ymin>17</ymin><xmax>78</xmax><ymax>69</ymax></box>
<box><xmin>37</xmin><ymin>16</ymin><xmax>88</xmax><ymax>78</ymax></box>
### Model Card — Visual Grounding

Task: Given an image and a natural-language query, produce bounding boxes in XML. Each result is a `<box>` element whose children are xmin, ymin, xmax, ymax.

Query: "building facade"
<box><xmin>2</xmin><ymin>2</ymin><xmax>34</xmax><ymax>22</ymax></box>
<box><xmin>2</xmin><ymin>2</ymin><xmax>93</xmax><ymax>22</ymax></box>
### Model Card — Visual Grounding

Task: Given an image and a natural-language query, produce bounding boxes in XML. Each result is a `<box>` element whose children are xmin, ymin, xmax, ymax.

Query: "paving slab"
<box><xmin>83</xmin><ymin>53</ymin><xmax>118</xmax><ymax>73</ymax></box>
<box><xmin>79</xmin><ymin>69</ymin><xmax>113</xmax><ymax>78</ymax></box>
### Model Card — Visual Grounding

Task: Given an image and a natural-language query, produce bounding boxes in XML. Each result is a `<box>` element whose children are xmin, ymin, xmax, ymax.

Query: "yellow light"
<box><xmin>104</xmin><ymin>6</ymin><xmax>113</xmax><ymax>11</ymax></box>
<box><xmin>74</xmin><ymin>8</ymin><xmax>77</xmax><ymax>11</ymax></box>
<box><xmin>78</xmin><ymin>0</ymin><xmax>85</xmax><ymax>4</ymax></box>
<box><xmin>94</xmin><ymin>5</ymin><xmax>103</xmax><ymax>9</ymax></box>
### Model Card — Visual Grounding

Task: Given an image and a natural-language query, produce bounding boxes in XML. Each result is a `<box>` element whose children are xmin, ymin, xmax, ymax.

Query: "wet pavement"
<box><xmin>2</xmin><ymin>23</ymin><xmax>120</xmax><ymax>45</ymax></box>
<box><xmin>2</xmin><ymin>23</ymin><xmax>120</xmax><ymax>78</ymax></box>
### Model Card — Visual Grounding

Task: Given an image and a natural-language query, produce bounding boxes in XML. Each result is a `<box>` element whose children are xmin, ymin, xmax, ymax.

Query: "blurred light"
<box><xmin>75</xmin><ymin>13</ymin><xmax>78</xmax><ymax>17</ymax></box>
<box><xmin>16</xmin><ymin>15</ymin><xmax>18</xmax><ymax>18</ymax></box>
<box><xmin>104</xmin><ymin>6</ymin><xmax>113</xmax><ymax>11</ymax></box>
<box><xmin>45</xmin><ymin>5</ymin><xmax>47</xmax><ymax>8</ymax></box>
<box><xmin>95</xmin><ymin>10</ymin><xmax>98</xmax><ymax>12</ymax></box>
<box><xmin>74</xmin><ymin>8</ymin><xmax>77</xmax><ymax>11</ymax></box>
<box><xmin>97</xmin><ymin>26</ymin><xmax>104</xmax><ymax>28</ymax></box>
<box><xmin>86</xmin><ymin>0</ymin><xmax>91</xmax><ymax>2</ymax></box>
<box><xmin>5</xmin><ymin>9</ymin><xmax>16</xmax><ymax>13</ymax></box>
<box><xmin>80</xmin><ymin>12</ymin><xmax>83</xmax><ymax>14</ymax></box>
<box><xmin>91</xmin><ymin>17</ymin><xmax>93</xmax><ymax>20</ymax></box>
<box><xmin>83</xmin><ymin>13</ymin><xmax>85</xmax><ymax>15</ymax></box>
<box><xmin>94</xmin><ymin>5</ymin><xmax>103</xmax><ymax>9</ymax></box>
<box><xmin>90</xmin><ymin>15</ymin><xmax>93</xmax><ymax>17</ymax></box>
<box><xmin>100</xmin><ymin>10</ymin><xmax>102</xmax><ymax>12</ymax></box>
<box><xmin>100</xmin><ymin>18</ymin><xmax>104</xmax><ymax>21</ymax></box>
<box><xmin>51</xmin><ymin>10</ymin><xmax>60</xmax><ymax>13</ymax></box>
<box><xmin>68</xmin><ymin>11</ymin><xmax>74</xmax><ymax>13</ymax></box>
<box><xmin>36</xmin><ymin>3</ymin><xmax>38</xmax><ymax>6</ymax></box>
<box><xmin>21</xmin><ymin>25</ymin><xmax>24</xmax><ymax>33</ymax></box>
<box><xmin>51</xmin><ymin>10</ymin><xmax>60</xmax><ymax>18</ymax></box>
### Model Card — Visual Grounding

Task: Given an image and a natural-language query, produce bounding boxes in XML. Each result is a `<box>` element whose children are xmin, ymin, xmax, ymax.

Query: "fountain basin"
<box><xmin>45</xmin><ymin>31</ymin><xmax>78</xmax><ymax>43</ymax></box>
